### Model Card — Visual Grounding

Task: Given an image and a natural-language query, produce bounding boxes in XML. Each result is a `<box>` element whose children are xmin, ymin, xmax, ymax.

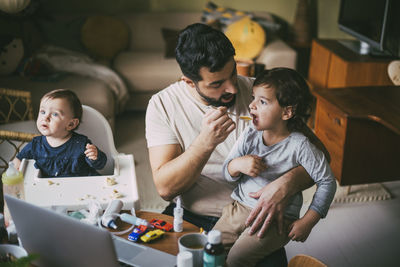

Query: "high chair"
<box><xmin>21</xmin><ymin>105</ymin><xmax>139</xmax><ymax>211</ymax></box>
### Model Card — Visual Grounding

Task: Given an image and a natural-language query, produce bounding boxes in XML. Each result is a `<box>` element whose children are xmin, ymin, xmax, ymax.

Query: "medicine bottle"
<box><xmin>2</xmin><ymin>162</ymin><xmax>24</xmax><ymax>226</ymax></box>
<box><xmin>203</xmin><ymin>230</ymin><xmax>225</xmax><ymax>267</ymax></box>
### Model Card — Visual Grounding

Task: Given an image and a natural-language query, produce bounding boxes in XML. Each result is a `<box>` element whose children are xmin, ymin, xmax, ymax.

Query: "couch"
<box><xmin>0</xmin><ymin>11</ymin><xmax>297</xmax><ymax>124</ymax></box>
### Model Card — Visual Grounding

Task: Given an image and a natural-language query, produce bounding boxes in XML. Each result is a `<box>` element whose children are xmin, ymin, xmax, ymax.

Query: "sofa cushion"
<box><xmin>114</xmin><ymin>51</ymin><xmax>181</xmax><ymax>93</ymax></box>
<box><xmin>81</xmin><ymin>15</ymin><xmax>129</xmax><ymax>60</ymax></box>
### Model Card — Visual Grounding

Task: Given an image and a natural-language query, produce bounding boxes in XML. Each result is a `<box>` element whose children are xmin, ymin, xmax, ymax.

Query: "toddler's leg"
<box><xmin>212</xmin><ymin>201</ymin><xmax>250</xmax><ymax>251</ymax></box>
<box><xmin>226</xmin><ymin>219</ymin><xmax>292</xmax><ymax>267</ymax></box>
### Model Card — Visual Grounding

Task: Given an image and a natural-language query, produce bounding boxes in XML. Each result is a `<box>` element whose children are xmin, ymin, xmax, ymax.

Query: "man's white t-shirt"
<box><xmin>145</xmin><ymin>76</ymin><xmax>254</xmax><ymax>217</ymax></box>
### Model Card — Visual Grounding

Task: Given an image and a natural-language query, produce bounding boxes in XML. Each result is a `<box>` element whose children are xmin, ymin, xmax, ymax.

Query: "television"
<box><xmin>338</xmin><ymin>0</ymin><xmax>399</xmax><ymax>57</ymax></box>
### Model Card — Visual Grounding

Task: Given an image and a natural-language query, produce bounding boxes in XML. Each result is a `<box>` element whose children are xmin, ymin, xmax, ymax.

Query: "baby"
<box><xmin>13</xmin><ymin>89</ymin><xmax>106</xmax><ymax>177</ymax></box>
<box><xmin>212</xmin><ymin>68</ymin><xmax>337</xmax><ymax>267</ymax></box>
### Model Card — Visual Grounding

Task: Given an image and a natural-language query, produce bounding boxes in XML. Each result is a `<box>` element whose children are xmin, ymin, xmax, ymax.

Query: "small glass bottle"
<box><xmin>2</xmin><ymin>162</ymin><xmax>24</xmax><ymax>226</ymax></box>
<box><xmin>203</xmin><ymin>230</ymin><xmax>225</xmax><ymax>267</ymax></box>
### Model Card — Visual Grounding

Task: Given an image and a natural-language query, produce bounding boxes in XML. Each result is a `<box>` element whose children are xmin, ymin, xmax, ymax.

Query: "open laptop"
<box><xmin>5</xmin><ymin>195</ymin><xmax>176</xmax><ymax>267</ymax></box>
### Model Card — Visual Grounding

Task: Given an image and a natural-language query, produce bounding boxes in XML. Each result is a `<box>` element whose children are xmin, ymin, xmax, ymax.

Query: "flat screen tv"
<box><xmin>338</xmin><ymin>0</ymin><xmax>399</xmax><ymax>57</ymax></box>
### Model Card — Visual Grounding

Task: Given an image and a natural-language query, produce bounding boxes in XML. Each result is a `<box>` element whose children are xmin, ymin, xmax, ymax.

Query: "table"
<box><xmin>111</xmin><ymin>210</ymin><xmax>200</xmax><ymax>255</ymax></box>
<box><xmin>313</xmin><ymin>85</ymin><xmax>400</xmax><ymax>185</ymax></box>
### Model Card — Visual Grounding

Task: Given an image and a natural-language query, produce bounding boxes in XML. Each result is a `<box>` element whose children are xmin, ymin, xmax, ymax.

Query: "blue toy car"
<box><xmin>128</xmin><ymin>225</ymin><xmax>148</xmax><ymax>242</ymax></box>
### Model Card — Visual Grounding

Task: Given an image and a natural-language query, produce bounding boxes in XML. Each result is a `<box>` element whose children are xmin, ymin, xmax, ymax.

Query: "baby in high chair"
<box><xmin>13</xmin><ymin>89</ymin><xmax>107</xmax><ymax>177</ymax></box>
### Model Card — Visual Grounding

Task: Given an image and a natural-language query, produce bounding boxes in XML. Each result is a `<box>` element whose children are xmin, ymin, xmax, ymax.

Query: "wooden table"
<box><xmin>313</xmin><ymin>85</ymin><xmax>400</xmax><ymax>185</ymax></box>
<box><xmin>110</xmin><ymin>210</ymin><xmax>200</xmax><ymax>255</ymax></box>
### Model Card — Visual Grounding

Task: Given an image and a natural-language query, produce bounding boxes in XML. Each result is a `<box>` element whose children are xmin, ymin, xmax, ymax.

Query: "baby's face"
<box><xmin>36</xmin><ymin>97</ymin><xmax>77</xmax><ymax>139</ymax></box>
<box><xmin>249</xmin><ymin>85</ymin><xmax>286</xmax><ymax>131</ymax></box>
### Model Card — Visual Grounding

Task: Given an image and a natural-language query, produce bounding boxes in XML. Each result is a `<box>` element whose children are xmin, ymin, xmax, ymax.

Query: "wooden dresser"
<box><xmin>313</xmin><ymin>86</ymin><xmax>400</xmax><ymax>185</ymax></box>
<box><xmin>308</xmin><ymin>39</ymin><xmax>394</xmax><ymax>89</ymax></box>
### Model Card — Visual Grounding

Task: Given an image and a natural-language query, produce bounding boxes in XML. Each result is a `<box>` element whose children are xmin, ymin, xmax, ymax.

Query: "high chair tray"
<box><xmin>21</xmin><ymin>155</ymin><xmax>139</xmax><ymax>211</ymax></box>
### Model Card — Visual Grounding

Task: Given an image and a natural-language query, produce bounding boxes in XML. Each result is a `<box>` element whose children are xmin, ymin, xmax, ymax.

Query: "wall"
<box><xmin>40</xmin><ymin>0</ymin><xmax>351</xmax><ymax>40</ymax></box>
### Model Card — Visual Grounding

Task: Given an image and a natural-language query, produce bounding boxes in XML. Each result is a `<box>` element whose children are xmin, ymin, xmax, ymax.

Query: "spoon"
<box><xmin>208</xmin><ymin>106</ymin><xmax>252</xmax><ymax>121</ymax></box>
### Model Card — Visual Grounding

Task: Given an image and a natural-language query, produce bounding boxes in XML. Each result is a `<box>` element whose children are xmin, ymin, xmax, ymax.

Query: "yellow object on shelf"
<box><xmin>224</xmin><ymin>17</ymin><xmax>266</xmax><ymax>61</ymax></box>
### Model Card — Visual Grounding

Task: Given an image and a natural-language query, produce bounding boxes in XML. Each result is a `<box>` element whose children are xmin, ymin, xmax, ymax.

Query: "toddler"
<box><xmin>212</xmin><ymin>68</ymin><xmax>337</xmax><ymax>266</ymax></box>
<box><xmin>13</xmin><ymin>89</ymin><xmax>106</xmax><ymax>177</ymax></box>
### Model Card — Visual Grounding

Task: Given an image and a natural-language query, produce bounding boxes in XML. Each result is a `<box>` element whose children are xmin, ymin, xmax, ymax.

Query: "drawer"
<box><xmin>315</xmin><ymin>99</ymin><xmax>347</xmax><ymax>179</ymax></box>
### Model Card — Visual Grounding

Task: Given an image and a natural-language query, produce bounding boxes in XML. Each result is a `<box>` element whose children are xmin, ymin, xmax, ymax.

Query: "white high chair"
<box><xmin>21</xmin><ymin>105</ymin><xmax>139</xmax><ymax>211</ymax></box>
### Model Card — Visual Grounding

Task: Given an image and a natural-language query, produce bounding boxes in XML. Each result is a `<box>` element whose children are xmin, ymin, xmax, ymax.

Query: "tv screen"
<box><xmin>338</xmin><ymin>0</ymin><xmax>392</xmax><ymax>56</ymax></box>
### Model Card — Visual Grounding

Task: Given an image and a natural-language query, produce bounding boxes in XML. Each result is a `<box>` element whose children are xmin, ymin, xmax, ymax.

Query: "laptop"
<box><xmin>5</xmin><ymin>195</ymin><xmax>176</xmax><ymax>267</ymax></box>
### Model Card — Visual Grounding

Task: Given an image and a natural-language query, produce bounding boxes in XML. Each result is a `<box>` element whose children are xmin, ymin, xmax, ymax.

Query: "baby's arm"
<box><xmin>288</xmin><ymin>209</ymin><xmax>320</xmax><ymax>242</ymax></box>
<box><xmin>85</xmin><ymin>144</ymin><xmax>107</xmax><ymax>169</ymax></box>
<box><xmin>228</xmin><ymin>155</ymin><xmax>267</xmax><ymax>178</ymax></box>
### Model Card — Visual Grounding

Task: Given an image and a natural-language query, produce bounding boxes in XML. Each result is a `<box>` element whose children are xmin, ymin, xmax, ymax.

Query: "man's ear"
<box><xmin>282</xmin><ymin>106</ymin><xmax>294</xmax><ymax>121</ymax></box>
<box><xmin>67</xmin><ymin>118</ymin><xmax>79</xmax><ymax>131</ymax></box>
<box><xmin>181</xmin><ymin>75</ymin><xmax>196</xmax><ymax>88</ymax></box>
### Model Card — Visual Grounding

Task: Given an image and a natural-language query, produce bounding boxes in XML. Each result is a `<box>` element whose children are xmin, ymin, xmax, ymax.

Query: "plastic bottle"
<box><xmin>203</xmin><ymin>230</ymin><xmax>225</xmax><ymax>267</ymax></box>
<box><xmin>2</xmin><ymin>162</ymin><xmax>24</xmax><ymax>226</ymax></box>
<box><xmin>101</xmin><ymin>199</ymin><xmax>123</xmax><ymax>229</ymax></box>
<box><xmin>177</xmin><ymin>251</ymin><xmax>193</xmax><ymax>267</ymax></box>
<box><xmin>119</xmin><ymin>213</ymin><xmax>152</xmax><ymax>228</ymax></box>
<box><xmin>173</xmin><ymin>196</ymin><xmax>183</xmax><ymax>232</ymax></box>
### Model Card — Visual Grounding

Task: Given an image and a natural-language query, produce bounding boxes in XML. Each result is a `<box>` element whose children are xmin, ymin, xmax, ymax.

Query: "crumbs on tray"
<box><xmin>106</xmin><ymin>177</ymin><xmax>117</xmax><ymax>186</ymax></box>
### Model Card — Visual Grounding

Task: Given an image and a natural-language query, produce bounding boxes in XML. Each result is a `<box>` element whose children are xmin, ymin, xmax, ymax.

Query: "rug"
<box><xmin>302</xmin><ymin>181</ymin><xmax>392</xmax><ymax>206</ymax></box>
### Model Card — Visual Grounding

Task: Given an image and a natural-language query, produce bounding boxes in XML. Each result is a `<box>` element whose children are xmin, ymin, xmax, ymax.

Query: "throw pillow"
<box><xmin>81</xmin><ymin>15</ymin><xmax>129</xmax><ymax>60</ymax></box>
<box><xmin>161</xmin><ymin>28</ymin><xmax>180</xmax><ymax>58</ymax></box>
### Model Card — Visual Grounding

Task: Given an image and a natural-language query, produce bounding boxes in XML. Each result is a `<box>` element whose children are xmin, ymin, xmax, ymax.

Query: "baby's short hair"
<box><xmin>42</xmin><ymin>89</ymin><xmax>83</xmax><ymax>126</ymax></box>
<box><xmin>254</xmin><ymin>68</ymin><xmax>312</xmax><ymax>132</ymax></box>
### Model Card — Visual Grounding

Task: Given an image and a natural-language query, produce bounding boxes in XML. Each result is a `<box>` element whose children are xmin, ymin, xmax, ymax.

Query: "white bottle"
<box><xmin>174</xmin><ymin>196</ymin><xmax>183</xmax><ymax>232</ymax></box>
<box><xmin>101</xmin><ymin>199</ymin><xmax>123</xmax><ymax>229</ymax></box>
<box><xmin>2</xmin><ymin>162</ymin><xmax>24</xmax><ymax>226</ymax></box>
<box><xmin>177</xmin><ymin>251</ymin><xmax>193</xmax><ymax>267</ymax></box>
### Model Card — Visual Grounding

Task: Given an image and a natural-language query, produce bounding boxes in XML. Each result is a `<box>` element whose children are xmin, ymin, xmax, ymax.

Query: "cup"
<box><xmin>178</xmin><ymin>233</ymin><xmax>207</xmax><ymax>267</ymax></box>
<box><xmin>236</xmin><ymin>59</ymin><xmax>255</xmax><ymax>77</ymax></box>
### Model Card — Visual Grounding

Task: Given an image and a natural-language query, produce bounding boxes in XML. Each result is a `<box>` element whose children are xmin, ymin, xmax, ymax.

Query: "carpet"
<box><xmin>302</xmin><ymin>181</ymin><xmax>392</xmax><ymax>206</ymax></box>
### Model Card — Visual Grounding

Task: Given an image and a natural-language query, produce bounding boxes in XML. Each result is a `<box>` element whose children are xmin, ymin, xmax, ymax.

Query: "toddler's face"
<box><xmin>249</xmin><ymin>85</ymin><xmax>286</xmax><ymax>131</ymax></box>
<box><xmin>36</xmin><ymin>97</ymin><xmax>77</xmax><ymax>139</ymax></box>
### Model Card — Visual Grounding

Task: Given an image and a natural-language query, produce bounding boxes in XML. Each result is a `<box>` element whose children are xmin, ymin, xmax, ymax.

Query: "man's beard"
<box><xmin>195</xmin><ymin>85</ymin><xmax>236</xmax><ymax>108</ymax></box>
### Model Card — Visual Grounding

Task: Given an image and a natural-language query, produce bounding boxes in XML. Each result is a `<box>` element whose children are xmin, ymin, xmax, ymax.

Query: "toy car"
<box><xmin>149</xmin><ymin>219</ymin><xmax>173</xmax><ymax>232</ymax></box>
<box><xmin>128</xmin><ymin>225</ymin><xmax>148</xmax><ymax>242</ymax></box>
<box><xmin>140</xmin><ymin>229</ymin><xmax>165</xmax><ymax>243</ymax></box>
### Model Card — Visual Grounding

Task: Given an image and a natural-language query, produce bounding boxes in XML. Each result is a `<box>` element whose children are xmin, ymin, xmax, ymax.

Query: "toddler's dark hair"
<box><xmin>254</xmin><ymin>68</ymin><xmax>312</xmax><ymax>132</ymax></box>
<box><xmin>41</xmin><ymin>89</ymin><xmax>83</xmax><ymax>129</ymax></box>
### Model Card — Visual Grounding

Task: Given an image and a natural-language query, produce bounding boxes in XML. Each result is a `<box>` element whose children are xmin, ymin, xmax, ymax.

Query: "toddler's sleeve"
<box><xmin>16</xmin><ymin>141</ymin><xmax>34</xmax><ymax>160</ymax></box>
<box><xmin>86</xmin><ymin>147</ymin><xmax>107</xmax><ymax>170</ymax></box>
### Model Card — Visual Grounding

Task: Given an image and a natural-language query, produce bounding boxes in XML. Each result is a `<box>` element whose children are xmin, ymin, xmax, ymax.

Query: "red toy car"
<box><xmin>149</xmin><ymin>219</ymin><xmax>173</xmax><ymax>232</ymax></box>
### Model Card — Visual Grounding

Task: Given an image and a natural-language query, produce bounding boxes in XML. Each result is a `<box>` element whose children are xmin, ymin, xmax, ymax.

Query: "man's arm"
<box><xmin>149</xmin><ymin>107</ymin><xmax>235</xmax><ymax>201</ymax></box>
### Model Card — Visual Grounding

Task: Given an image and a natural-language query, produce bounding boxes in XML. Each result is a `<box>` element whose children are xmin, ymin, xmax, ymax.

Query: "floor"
<box><xmin>115</xmin><ymin>111</ymin><xmax>400</xmax><ymax>267</ymax></box>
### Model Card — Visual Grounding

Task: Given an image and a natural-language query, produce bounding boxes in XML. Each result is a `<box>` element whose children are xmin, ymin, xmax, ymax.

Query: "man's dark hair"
<box><xmin>254</xmin><ymin>68</ymin><xmax>312</xmax><ymax>132</ymax></box>
<box><xmin>42</xmin><ymin>89</ymin><xmax>83</xmax><ymax>129</ymax></box>
<box><xmin>175</xmin><ymin>23</ymin><xmax>235</xmax><ymax>82</ymax></box>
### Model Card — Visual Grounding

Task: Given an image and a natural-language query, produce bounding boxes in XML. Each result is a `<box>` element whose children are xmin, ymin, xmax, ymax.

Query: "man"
<box><xmin>146</xmin><ymin>23</ymin><xmax>326</xmax><ymax>265</ymax></box>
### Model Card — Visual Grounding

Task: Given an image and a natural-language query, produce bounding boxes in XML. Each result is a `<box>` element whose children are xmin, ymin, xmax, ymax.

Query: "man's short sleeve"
<box><xmin>145</xmin><ymin>94</ymin><xmax>179</xmax><ymax>148</ymax></box>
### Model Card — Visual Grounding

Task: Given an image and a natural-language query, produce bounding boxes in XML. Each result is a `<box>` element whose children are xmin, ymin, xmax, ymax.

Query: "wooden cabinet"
<box><xmin>313</xmin><ymin>86</ymin><xmax>400</xmax><ymax>185</ymax></box>
<box><xmin>308</xmin><ymin>39</ymin><xmax>394</xmax><ymax>89</ymax></box>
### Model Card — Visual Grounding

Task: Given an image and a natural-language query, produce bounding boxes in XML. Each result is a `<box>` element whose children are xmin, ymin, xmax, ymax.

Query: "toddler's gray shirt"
<box><xmin>223</xmin><ymin>125</ymin><xmax>337</xmax><ymax>219</ymax></box>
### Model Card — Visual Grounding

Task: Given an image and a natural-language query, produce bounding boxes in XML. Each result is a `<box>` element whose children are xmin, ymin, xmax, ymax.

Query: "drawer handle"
<box><xmin>334</xmin><ymin>118</ymin><xmax>341</xmax><ymax>126</ymax></box>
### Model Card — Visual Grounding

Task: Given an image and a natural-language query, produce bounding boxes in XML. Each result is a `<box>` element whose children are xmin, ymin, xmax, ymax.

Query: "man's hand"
<box><xmin>85</xmin><ymin>144</ymin><xmax>98</xmax><ymax>160</ymax></box>
<box><xmin>228</xmin><ymin>155</ymin><xmax>267</xmax><ymax>177</ymax></box>
<box><xmin>245</xmin><ymin>180</ymin><xmax>289</xmax><ymax>238</ymax></box>
<box><xmin>199</xmin><ymin>107</ymin><xmax>236</xmax><ymax>150</ymax></box>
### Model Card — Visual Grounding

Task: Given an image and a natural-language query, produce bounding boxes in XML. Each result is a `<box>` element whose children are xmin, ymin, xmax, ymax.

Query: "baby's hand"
<box><xmin>288</xmin><ymin>218</ymin><xmax>313</xmax><ymax>242</ymax></box>
<box><xmin>85</xmin><ymin>144</ymin><xmax>98</xmax><ymax>160</ymax></box>
<box><xmin>229</xmin><ymin>155</ymin><xmax>267</xmax><ymax>177</ymax></box>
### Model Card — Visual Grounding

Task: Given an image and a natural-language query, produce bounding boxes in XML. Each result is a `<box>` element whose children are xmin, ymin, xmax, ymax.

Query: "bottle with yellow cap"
<box><xmin>2</xmin><ymin>162</ymin><xmax>24</xmax><ymax>226</ymax></box>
